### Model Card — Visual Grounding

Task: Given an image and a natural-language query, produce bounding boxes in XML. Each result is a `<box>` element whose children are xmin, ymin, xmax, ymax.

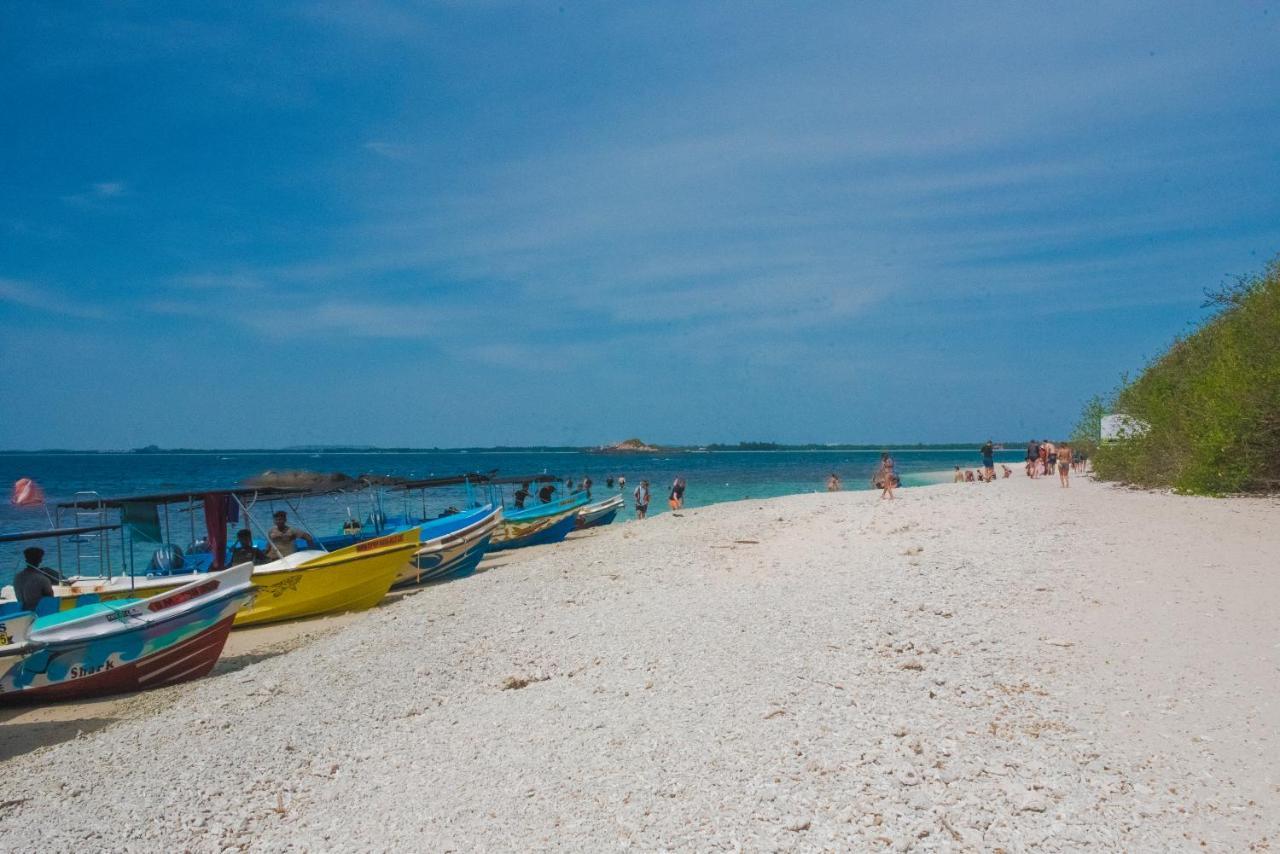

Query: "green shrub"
<box><xmin>1085</xmin><ymin>256</ymin><xmax>1280</xmax><ymax>494</ymax></box>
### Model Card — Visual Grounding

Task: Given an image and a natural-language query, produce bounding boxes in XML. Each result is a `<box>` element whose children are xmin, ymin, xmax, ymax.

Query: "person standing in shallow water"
<box><xmin>669</xmin><ymin>476</ymin><xmax>686</xmax><ymax>509</ymax></box>
<box><xmin>634</xmin><ymin>480</ymin><xmax>650</xmax><ymax>520</ymax></box>
<box><xmin>878</xmin><ymin>452</ymin><xmax>896</xmax><ymax>500</ymax></box>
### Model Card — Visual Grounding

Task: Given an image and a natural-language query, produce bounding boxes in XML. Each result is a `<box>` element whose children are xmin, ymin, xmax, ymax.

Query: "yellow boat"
<box><xmin>7</xmin><ymin>529</ymin><xmax>421</xmax><ymax>628</ymax></box>
<box><xmin>235</xmin><ymin>527</ymin><xmax>420</xmax><ymax>626</ymax></box>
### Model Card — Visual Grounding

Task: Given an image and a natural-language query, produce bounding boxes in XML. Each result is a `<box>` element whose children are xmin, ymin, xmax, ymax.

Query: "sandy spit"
<box><xmin>0</xmin><ymin>475</ymin><xmax>1277</xmax><ymax>852</ymax></box>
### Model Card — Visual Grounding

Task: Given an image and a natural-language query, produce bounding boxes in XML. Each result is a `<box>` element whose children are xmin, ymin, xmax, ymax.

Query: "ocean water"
<box><xmin>0</xmin><ymin>449</ymin><xmax>1024</xmax><ymax>585</ymax></box>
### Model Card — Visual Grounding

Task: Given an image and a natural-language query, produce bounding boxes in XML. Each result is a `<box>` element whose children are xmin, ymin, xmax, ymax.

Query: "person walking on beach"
<box><xmin>1057</xmin><ymin>444</ymin><xmax>1073</xmax><ymax>487</ymax></box>
<box><xmin>267</xmin><ymin>510</ymin><xmax>316</xmax><ymax>559</ymax></box>
<box><xmin>980</xmin><ymin>440</ymin><xmax>995</xmax><ymax>480</ymax></box>
<box><xmin>1026</xmin><ymin>439</ymin><xmax>1040</xmax><ymax>478</ymax></box>
<box><xmin>877</xmin><ymin>452</ymin><xmax>896</xmax><ymax>500</ymax></box>
<box><xmin>670</xmin><ymin>476</ymin><xmax>686</xmax><ymax>509</ymax></box>
<box><xmin>953</xmin><ymin>466</ymin><xmax>965</xmax><ymax>483</ymax></box>
<box><xmin>634</xmin><ymin>480</ymin><xmax>650</xmax><ymax>520</ymax></box>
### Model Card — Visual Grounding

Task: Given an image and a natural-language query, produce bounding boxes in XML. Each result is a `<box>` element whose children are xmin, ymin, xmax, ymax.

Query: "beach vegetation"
<box><xmin>1084</xmin><ymin>256</ymin><xmax>1280</xmax><ymax>494</ymax></box>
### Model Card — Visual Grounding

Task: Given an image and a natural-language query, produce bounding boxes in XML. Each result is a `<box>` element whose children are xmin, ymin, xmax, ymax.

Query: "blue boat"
<box><xmin>487</xmin><ymin>507</ymin><xmax>580</xmax><ymax>552</ymax></box>
<box><xmin>394</xmin><ymin>504</ymin><xmax>503</xmax><ymax>586</ymax></box>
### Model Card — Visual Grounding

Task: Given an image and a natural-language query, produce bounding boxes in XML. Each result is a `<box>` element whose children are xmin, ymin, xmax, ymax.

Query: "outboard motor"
<box><xmin>148</xmin><ymin>544</ymin><xmax>185</xmax><ymax>575</ymax></box>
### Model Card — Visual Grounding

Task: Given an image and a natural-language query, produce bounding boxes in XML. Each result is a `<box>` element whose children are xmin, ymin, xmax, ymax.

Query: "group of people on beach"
<box><xmin>631</xmin><ymin>476</ymin><xmax>685</xmax><ymax>519</ymax></box>
<box><xmin>1025</xmin><ymin>438</ymin><xmax>1084</xmax><ymax>487</ymax></box>
<box><xmin>953</xmin><ymin>464</ymin><xmax>1013</xmax><ymax>483</ymax></box>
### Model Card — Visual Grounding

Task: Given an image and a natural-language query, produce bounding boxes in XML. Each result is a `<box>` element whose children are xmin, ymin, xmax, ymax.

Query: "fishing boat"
<box><xmin>0</xmin><ymin>560</ymin><xmax>253</xmax><ymax>705</ymax></box>
<box><xmin>483</xmin><ymin>475</ymin><xmax>591</xmax><ymax>551</ymax></box>
<box><xmin>235</xmin><ymin>528</ymin><xmax>419</xmax><ymax>626</ymax></box>
<box><xmin>310</xmin><ymin>472</ymin><xmax>503</xmax><ymax>586</ymax></box>
<box><xmin>2</xmin><ymin>488</ymin><xmax>420</xmax><ymax>627</ymax></box>
<box><xmin>489</xmin><ymin>509</ymin><xmax>580</xmax><ymax>551</ymax></box>
<box><xmin>375</xmin><ymin>473</ymin><xmax>503</xmax><ymax>584</ymax></box>
<box><xmin>575</xmin><ymin>494</ymin><xmax>624</xmax><ymax>530</ymax></box>
<box><xmin>394</xmin><ymin>504</ymin><xmax>503</xmax><ymax>586</ymax></box>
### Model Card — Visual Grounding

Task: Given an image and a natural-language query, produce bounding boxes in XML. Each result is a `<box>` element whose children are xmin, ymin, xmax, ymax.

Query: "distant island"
<box><xmin>587</xmin><ymin>438</ymin><xmax>666</xmax><ymax>454</ymax></box>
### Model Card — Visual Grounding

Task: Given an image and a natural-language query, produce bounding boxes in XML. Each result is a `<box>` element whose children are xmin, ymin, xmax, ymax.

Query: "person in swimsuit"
<box><xmin>878</xmin><ymin>452</ymin><xmax>896</xmax><ymax>500</ymax></box>
<box><xmin>1057</xmin><ymin>444</ymin><xmax>1073</xmax><ymax>487</ymax></box>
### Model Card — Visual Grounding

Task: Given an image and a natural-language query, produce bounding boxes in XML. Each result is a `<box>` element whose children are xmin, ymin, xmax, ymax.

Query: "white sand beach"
<box><xmin>1</xmin><ymin>474</ymin><xmax>1277</xmax><ymax>851</ymax></box>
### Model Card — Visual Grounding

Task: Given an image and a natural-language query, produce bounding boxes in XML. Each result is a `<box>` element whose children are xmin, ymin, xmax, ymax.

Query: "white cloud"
<box><xmin>0</xmin><ymin>278</ymin><xmax>109</xmax><ymax>320</ymax></box>
<box><xmin>62</xmin><ymin>180</ymin><xmax>129</xmax><ymax>209</ymax></box>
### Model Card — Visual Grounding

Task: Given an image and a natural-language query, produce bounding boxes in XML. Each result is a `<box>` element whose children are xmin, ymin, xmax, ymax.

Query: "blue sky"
<box><xmin>2</xmin><ymin>2</ymin><xmax>1277</xmax><ymax>449</ymax></box>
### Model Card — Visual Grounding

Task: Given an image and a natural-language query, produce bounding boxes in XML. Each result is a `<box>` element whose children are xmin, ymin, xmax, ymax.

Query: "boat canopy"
<box><xmin>56</xmin><ymin>486</ymin><xmax>325</xmax><ymax>510</ymax></box>
<box><xmin>486</xmin><ymin>474</ymin><xmax>560</xmax><ymax>485</ymax></box>
<box><xmin>391</xmin><ymin>471</ymin><xmax>497</xmax><ymax>491</ymax></box>
<box><xmin>0</xmin><ymin>523</ymin><xmax>121</xmax><ymax>544</ymax></box>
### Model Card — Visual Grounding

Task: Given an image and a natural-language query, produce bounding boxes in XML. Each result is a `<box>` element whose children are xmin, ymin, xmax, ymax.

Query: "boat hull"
<box><xmin>577</xmin><ymin>506</ymin><xmax>620</xmax><ymax>529</ymax></box>
<box><xmin>396</xmin><ymin>531</ymin><xmax>494</xmax><ymax>586</ymax></box>
<box><xmin>575</xmin><ymin>495</ymin><xmax>625</xmax><ymax>530</ymax></box>
<box><xmin>395</xmin><ymin>507</ymin><xmax>502</xmax><ymax>586</ymax></box>
<box><xmin>0</xmin><ymin>614</ymin><xmax>238</xmax><ymax>705</ymax></box>
<box><xmin>235</xmin><ymin>530</ymin><xmax>420</xmax><ymax>626</ymax></box>
<box><xmin>488</xmin><ymin>509</ymin><xmax>578</xmax><ymax>552</ymax></box>
<box><xmin>0</xmin><ymin>568</ymin><xmax>253</xmax><ymax>705</ymax></box>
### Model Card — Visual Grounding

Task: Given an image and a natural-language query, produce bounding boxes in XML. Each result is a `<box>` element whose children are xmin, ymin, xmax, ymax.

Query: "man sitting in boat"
<box><xmin>13</xmin><ymin>547</ymin><xmax>57</xmax><ymax>611</ymax></box>
<box><xmin>266</xmin><ymin>511</ymin><xmax>317</xmax><ymax>559</ymax></box>
<box><xmin>229</xmin><ymin>529</ymin><xmax>270</xmax><ymax>566</ymax></box>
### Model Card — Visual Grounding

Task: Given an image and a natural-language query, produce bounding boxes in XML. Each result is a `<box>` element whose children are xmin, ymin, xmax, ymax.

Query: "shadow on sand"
<box><xmin>0</xmin><ymin>712</ymin><xmax>118</xmax><ymax>762</ymax></box>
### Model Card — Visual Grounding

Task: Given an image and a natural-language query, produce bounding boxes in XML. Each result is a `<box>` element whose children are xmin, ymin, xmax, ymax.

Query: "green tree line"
<box><xmin>1073</xmin><ymin>256</ymin><xmax>1280</xmax><ymax>494</ymax></box>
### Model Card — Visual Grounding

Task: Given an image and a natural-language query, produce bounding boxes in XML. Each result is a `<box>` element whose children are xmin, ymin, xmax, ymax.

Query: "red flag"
<box><xmin>10</xmin><ymin>478</ymin><xmax>45</xmax><ymax>507</ymax></box>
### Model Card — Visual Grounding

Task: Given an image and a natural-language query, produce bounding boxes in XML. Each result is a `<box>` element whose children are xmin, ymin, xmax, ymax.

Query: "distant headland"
<box><xmin>587</xmin><ymin>438</ymin><xmax>667</xmax><ymax>454</ymax></box>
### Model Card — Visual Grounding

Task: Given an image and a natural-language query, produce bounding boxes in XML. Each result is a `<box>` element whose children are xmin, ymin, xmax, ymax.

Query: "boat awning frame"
<box><xmin>0</xmin><ymin>523</ymin><xmax>122</xmax><ymax>544</ymax></box>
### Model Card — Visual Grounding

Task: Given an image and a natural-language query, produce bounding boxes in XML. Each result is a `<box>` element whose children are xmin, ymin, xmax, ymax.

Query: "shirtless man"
<box><xmin>266</xmin><ymin>511</ymin><xmax>317</xmax><ymax>559</ymax></box>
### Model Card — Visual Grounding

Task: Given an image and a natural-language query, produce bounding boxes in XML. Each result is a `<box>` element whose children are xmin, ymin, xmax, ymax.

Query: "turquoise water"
<box><xmin>0</xmin><ymin>449</ymin><xmax>1023</xmax><ymax>584</ymax></box>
